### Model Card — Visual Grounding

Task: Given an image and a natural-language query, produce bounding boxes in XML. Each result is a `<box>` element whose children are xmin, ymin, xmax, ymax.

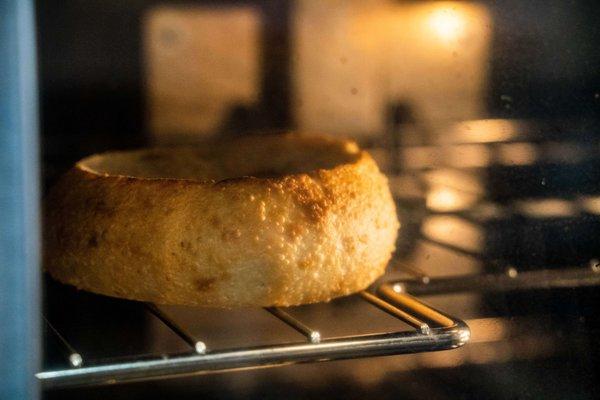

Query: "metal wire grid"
<box><xmin>38</xmin><ymin>219</ymin><xmax>600</xmax><ymax>391</ymax></box>
<box><xmin>37</xmin><ymin>151</ymin><xmax>600</xmax><ymax>390</ymax></box>
<box><xmin>38</xmin><ymin>209</ymin><xmax>600</xmax><ymax>389</ymax></box>
<box><xmin>38</xmin><ymin>281</ymin><xmax>470</xmax><ymax>389</ymax></box>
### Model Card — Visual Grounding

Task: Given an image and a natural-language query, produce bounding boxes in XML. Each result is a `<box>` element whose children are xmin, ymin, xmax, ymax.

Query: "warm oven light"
<box><xmin>428</xmin><ymin>5</ymin><xmax>465</xmax><ymax>42</ymax></box>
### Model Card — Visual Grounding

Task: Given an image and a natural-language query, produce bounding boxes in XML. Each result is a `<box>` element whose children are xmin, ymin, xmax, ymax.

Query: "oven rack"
<box><xmin>38</xmin><ymin>236</ymin><xmax>600</xmax><ymax>390</ymax></box>
<box><xmin>37</xmin><ymin>283</ymin><xmax>470</xmax><ymax>389</ymax></box>
<box><xmin>39</xmin><ymin>156</ymin><xmax>600</xmax><ymax>391</ymax></box>
<box><xmin>38</xmin><ymin>231</ymin><xmax>600</xmax><ymax>390</ymax></box>
<box><xmin>411</xmin><ymin>235</ymin><xmax>600</xmax><ymax>294</ymax></box>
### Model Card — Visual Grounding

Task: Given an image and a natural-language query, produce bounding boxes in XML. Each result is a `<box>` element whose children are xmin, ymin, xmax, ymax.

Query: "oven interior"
<box><xmin>2</xmin><ymin>1</ymin><xmax>600</xmax><ymax>399</ymax></box>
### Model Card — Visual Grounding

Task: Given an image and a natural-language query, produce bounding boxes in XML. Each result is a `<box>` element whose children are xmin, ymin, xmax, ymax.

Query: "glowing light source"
<box><xmin>428</xmin><ymin>7</ymin><xmax>465</xmax><ymax>41</ymax></box>
<box><xmin>426</xmin><ymin>186</ymin><xmax>479</xmax><ymax>212</ymax></box>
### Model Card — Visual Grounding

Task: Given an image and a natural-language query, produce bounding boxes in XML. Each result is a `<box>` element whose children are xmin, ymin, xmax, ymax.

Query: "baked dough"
<box><xmin>44</xmin><ymin>133</ymin><xmax>399</xmax><ymax>306</ymax></box>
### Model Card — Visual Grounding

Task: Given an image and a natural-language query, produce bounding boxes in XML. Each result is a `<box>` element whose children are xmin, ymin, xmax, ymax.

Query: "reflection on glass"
<box><xmin>145</xmin><ymin>6</ymin><xmax>261</xmax><ymax>140</ymax></box>
<box><xmin>424</xmin><ymin>169</ymin><xmax>485</xmax><ymax>194</ymax></box>
<box><xmin>421</xmin><ymin>215</ymin><xmax>483</xmax><ymax>253</ymax></box>
<box><xmin>497</xmin><ymin>142</ymin><xmax>538</xmax><ymax>166</ymax></box>
<box><xmin>579</xmin><ymin>196</ymin><xmax>600</xmax><ymax>215</ymax></box>
<box><xmin>406</xmin><ymin>243</ymin><xmax>482</xmax><ymax>277</ymax></box>
<box><xmin>418</xmin><ymin>349</ymin><xmax>466</xmax><ymax>369</ymax></box>
<box><xmin>448</xmin><ymin>119</ymin><xmax>524</xmax><ymax>144</ymax></box>
<box><xmin>468</xmin><ymin>337</ymin><xmax>556</xmax><ymax>365</ymax></box>
<box><xmin>294</xmin><ymin>1</ymin><xmax>490</xmax><ymax>138</ymax></box>
<box><xmin>444</xmin><ymin>144</ymin><xmax>491</xmax><ymax>168</ymax></box>
<box><xmin>426</xmin><ymin>186</ymin><xmax>479</xmax><ymax>212</ymax></box>
<box><xmin>468</xmin><ymin>317</ymin><xmax>509</xmax><ymax>343</ymax></box>
<box><xmin>339</xmin><ymin>316</ymin><xmax>559</xmax><ymax>373</ymax></box>
<box><xmin>516</xmin><ymin>198</ymin><xmax>577</xmax><ymax>218</ymax></box>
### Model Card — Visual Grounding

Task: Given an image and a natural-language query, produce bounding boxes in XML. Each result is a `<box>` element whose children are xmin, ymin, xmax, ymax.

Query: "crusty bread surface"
<box><xmin>44</xmin><ymin>133</ymin><xmax>399</xmax><ymax>306</ymax></box>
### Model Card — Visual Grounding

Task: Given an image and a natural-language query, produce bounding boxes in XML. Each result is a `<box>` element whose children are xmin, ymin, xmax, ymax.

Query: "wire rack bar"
<box><xmin>265</xmin><ymin>307</ymin><xmax>321</xmax><ymax>343</ymax></box>
<box><xmin>359</xmin><ymin>291</ymin><xmax>431</xmax><ymax>334</ymax></box>
<box><xmin>38</xmin><ymin>291</ymin><xmax>470</xmax><ymax>389</ymax></box>
<box><xmin>145</xmin><ymin>303</ymin><xmax>207</xmax><ymax>354</ymax></box>
<box><xmin>43</xmin><ymin>316</ymin><xmax>83</xmax><ymax>368</ymax></box>
<box><xmin>378</xmin><ymin>285</ymin><xmax>454</xmax><ymax>328</ymax></box>
<box><xmin>389</xmin><ymin>266</ymin><xmax>600</xmax><ymax>296</ymax></box>
<box><xmin>37</xmin><ymin>324</ymin><xmax>469</xmax><ymax>389</ymax></box>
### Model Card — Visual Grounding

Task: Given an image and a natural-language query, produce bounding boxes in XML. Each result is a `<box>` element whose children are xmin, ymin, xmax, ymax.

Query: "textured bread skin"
<box><xmin>44</xmin><ymin>134</ymin><xmax>399</xmax><ymax>307</ymax></box>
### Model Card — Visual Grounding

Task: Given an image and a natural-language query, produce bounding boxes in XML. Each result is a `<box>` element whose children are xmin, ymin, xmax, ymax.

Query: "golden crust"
<box><xmin>44</xmin><ymin>133</ymin><xmax>399</xmax><ymax>307</ymax></box>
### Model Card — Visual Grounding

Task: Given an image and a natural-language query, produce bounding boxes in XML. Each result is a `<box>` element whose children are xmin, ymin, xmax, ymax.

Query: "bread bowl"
<box><xmin>44</xmin><ymin>133</ymin><xmax>399</xmax><ymax>307</ymax></box>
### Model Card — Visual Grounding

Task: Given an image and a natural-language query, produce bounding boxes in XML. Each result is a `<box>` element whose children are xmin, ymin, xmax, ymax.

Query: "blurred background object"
<box><xmin>145</xmin><ymin>5</ymin><xmax>261</xmax><ymax>141</ymax></box>
<box><xmin>37</xmin><ymin>0</ymin><xmax>600</xmax><ymax>153</ymax></box>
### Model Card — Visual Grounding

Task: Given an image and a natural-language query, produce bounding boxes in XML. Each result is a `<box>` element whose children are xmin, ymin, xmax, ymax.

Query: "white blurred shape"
<box><xmin>426</xmin><ymin>186</ymin><xmax>479</xmax><ymax>212</ymax></box>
